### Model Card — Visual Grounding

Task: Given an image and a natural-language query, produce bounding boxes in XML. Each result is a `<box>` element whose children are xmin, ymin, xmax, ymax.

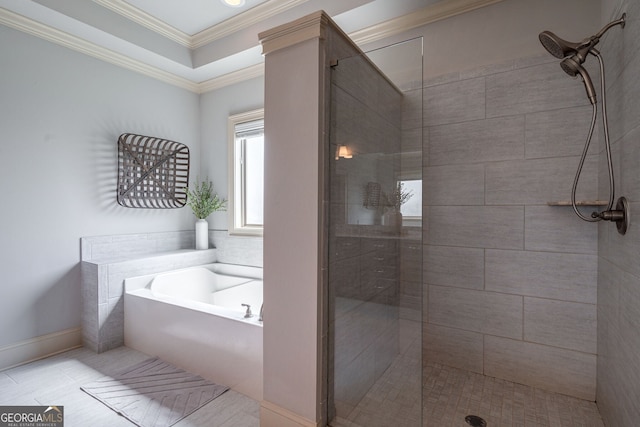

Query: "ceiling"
<box><xmin>0</xmin><ymin>0</ymin><xmax>503</xmax><ymax>92</ymax></box>
<box><xmin>123</xmin><ymin>0</ymin><xmax>273</xmax><ymax>36</ymax></box>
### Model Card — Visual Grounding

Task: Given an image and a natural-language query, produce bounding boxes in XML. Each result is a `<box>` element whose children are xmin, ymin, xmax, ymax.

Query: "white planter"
<box><xmin>382</xmin><ymin>209</ymin><xmax>403</xmax><ymax>231</ymax></box>
<box><xmin>195</xmin><ymin>219</ymin><xmax>208</xmax><ymax>250</ymax></box>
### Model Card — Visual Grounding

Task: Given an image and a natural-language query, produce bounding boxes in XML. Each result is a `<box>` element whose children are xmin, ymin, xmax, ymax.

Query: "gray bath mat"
<box><xmin>81</xmin><ymin>357</ymin><xmax>228</xmax><ymax>427</ymax></box>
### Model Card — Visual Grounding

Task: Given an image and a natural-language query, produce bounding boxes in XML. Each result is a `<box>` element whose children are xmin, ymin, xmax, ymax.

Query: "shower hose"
<box><xmin>571</xmin><ymin>49</ymin><xmax>615</xmax><ymax>222</ymax></box>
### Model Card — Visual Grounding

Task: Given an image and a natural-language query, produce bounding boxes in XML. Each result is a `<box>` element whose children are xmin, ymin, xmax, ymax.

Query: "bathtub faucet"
<box><xmin>259</xmin><ymin>304</ymin><xmax>263</xmax><ymax>322</ymax></box>
<box><xmin>241</xmin><ymin>304</ymin><xmax>253</xmax><ymax>318</ymax></box>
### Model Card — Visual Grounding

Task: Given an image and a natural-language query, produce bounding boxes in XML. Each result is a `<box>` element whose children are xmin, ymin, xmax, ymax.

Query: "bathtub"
<box><xmin>124</xmin><ymin>263</ymin><xmax>263</xmax><ymax>401</ymax></box>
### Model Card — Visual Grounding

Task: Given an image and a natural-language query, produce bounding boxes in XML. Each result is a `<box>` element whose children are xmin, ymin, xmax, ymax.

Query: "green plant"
<box><xmin>383</xmin><ymin>182</ymin><xmax>413</xmax><ymax>211</ymax></box>
<box><xmin>185</xmin><ymin>179</ymin><xmax>227</xmax><ymax>219</ymax></box>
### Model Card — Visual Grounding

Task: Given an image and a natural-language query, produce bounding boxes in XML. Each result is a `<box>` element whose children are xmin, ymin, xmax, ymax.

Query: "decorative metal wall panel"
<box><xmin>117</xmin><ymin>133</ymin><xmax>190</xmax><ymax>208</ymax></box>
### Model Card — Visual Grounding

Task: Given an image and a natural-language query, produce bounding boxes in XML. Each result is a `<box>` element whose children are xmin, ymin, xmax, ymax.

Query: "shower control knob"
<box><xmin>591</xmin><ymin>209</ymin><xmax>624</xmax><ymax>222</ymax></box>
<box><xmin>589</xmin><ymin>197</ymin><xmax>629</xmax><ymax>235</ymax></box>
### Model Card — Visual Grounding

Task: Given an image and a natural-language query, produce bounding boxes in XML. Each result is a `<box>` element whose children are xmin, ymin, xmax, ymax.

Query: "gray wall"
<box><xmin>199</xmin><ymin>77</ymin><xmax>265</xmax><ymax>231</ymax></box>
<box><xmin>362</xmin><ymin>0</ymin><xmax>601</xmax><ymax>82</ymax></box>
<box><xmin>419</xmin><ymin>53</ymin><xmax>599</xmax><ymax>401</ymax></box>
<box><xmin>199</xmin><ymin>78</ymin><xmax>265</xmax><ymax>269</ymax></box>
<box><xmin>356</xmin><ymin>0</ymin><xmax>603</xmax><ymax>403</ymax></box>
<box><xmin>355</xmin><ymin>0</ymin><xmax>602</xmax><ymax>402</ymax></box>
<box><xmin>596</xmin><ymin>0</ymin><xmax>640</xmax><ymax>425</ymax></box>
<box><xmin>0</xmin><ymin>21</ymin><xmax>265</xmax><ymax>351</ymax></box>
<box><xmin>0</xmin><ymin>24</ymin><xmax>200</xmax><ymax>348</ymax></box>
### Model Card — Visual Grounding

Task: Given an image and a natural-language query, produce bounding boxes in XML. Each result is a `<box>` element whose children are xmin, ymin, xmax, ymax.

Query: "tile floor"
<box><xmin>333</xmin><ymin>353</ymin><xmax>422</xmax><ymax>427</ymax></box>
<box><xmin>333</xmin><ymin>316</ymin><xmax>604</xmax><ymax>427</ymax></box>
<box><xmin>0</xmin><ymin>345</ymin><xmax>605</xmax><ymax>427</ymax></box>
<box><xmin>0</xmin><ymin>346</ymin><xmax>259</xmax><ymax>427</ymax></box>
<box><xmin>332</xmin><ymin>321</ymin><xmax>423</xmax><ymax>427</ymax></box>
<box><xmin>336</xmin><ymin>357</ymin><xmax>605</xmax><ymax>427</ymax></box>
<box><xmin>423</xmin><ymin>362</ymin><xmax>604</xmax><ymax>427</ymax></box>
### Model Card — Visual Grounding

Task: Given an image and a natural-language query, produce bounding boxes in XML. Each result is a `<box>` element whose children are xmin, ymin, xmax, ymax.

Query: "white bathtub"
<box><xmin>124</xmin><ymin>263</ymin><xmax>263</xmax><ymax>401</ymax></box>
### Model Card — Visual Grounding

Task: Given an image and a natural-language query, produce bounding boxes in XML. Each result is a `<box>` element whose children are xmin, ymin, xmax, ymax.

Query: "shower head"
<box><xmin>538</xmin><ymin>13</ymin><xmax>626</xmax><ymax>59</ymax></box>
<box><xmin>538</xmin><ymin>31</ymin><xmax>584</xmax><ymax>59</ymax></box>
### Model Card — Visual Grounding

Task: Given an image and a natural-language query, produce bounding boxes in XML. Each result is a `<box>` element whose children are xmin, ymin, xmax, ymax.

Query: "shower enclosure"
<box><xmin>326</xmin><ymin>37</ymin><xmax>424</xmax><ymax>427</ymax></box>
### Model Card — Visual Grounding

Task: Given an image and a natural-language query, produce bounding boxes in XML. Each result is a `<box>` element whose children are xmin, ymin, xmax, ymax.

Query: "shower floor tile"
<box><xmin>423</xmin><ymin>362</ymin><xmax>604</xmax><ymax>427</ymax></box>
<box><xmin>334</xmin><ymin>356</ymin><xmax>604</xmax><ymax>427</ymax></box>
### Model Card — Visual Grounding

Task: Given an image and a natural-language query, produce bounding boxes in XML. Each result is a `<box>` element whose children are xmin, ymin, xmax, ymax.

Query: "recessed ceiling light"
<box><xmin>222</xmin><ymin>0</ymin><xmax>246</xmax><ymax>7</ymax></box>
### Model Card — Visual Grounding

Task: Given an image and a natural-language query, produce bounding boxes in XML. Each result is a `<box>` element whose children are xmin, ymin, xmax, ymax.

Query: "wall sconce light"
<box><xmin>335</xmin><ymin>145</ymin><xmax>353</xmax><ymax>160</ymax></box>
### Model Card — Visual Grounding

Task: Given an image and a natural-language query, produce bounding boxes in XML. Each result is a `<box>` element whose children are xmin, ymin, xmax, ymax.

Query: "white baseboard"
<box><xmin>260</xmin><ymin>400</ymin><xmax>319</xmax><ymax>427</ymax></box>
<box><xmin>0</xmin><ymin>328</ymin><xmax>83</xmax><ymax>371</ymax></box>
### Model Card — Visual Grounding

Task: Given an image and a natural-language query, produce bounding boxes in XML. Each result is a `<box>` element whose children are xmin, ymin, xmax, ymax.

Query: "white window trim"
<box><xmin>228</xmin><ymin>108</ymin><xmax>264</xmax><ymax>236</ymax></box>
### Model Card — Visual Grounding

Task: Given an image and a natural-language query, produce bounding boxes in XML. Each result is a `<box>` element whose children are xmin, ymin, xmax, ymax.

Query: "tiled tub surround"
<box><xmin>80</xmin><ymin>230</ymin><xmax>263</xmax><ymax>353</ymax></box>
<box><xmin>81</xmin><ymin>230</ymin><xmax>263</xmax><ymax>267</ymax></box>
<box><xmin>210</xmin><ymin>230</ymin><xmax>263</xmax><ymax>268</ymax></box>
<box><xmin>419</xmin><ymin>53</ymin><xmax>600</xmax><ymax>401</ymax></box>
<box><xmin>81</xmin><ymin>232</ymin><xmax>217</xmax><ymax>353</ymax></box>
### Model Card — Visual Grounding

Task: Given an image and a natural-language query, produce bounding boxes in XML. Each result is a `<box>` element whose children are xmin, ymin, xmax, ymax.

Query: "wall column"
<box><xmin>259</xmin><ymin>11</ymin><xmax>330</xmax><ymax>427</ymax></box>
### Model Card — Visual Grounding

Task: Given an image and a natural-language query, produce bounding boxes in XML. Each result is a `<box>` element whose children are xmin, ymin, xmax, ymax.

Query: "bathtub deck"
<box><xmin>0</xmin><ymin>346</ymin><xmax>260</xmax><ymax>427</ymax></box>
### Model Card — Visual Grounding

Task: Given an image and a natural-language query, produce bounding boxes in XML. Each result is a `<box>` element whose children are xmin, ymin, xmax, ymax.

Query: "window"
<box><xmin>399</xmin><ymin>179</ymin><xmax>422</xmax><ymax>218</ymax></box>
<box><xmin>228</xmin><ymin>109</ymin><xmax>264</xmax><ymax>235</ymax></box>
<box><xmin>399</xmin><ymin>179</ymin><xmax>422</xmax><ymax>227</ymax></box>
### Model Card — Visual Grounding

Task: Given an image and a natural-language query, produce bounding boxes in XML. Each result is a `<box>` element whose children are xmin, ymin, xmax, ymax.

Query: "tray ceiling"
<box><xmin>0</xmin><ymin>0</ymin><xmax>505</xmax><ymax>92</ymax></box>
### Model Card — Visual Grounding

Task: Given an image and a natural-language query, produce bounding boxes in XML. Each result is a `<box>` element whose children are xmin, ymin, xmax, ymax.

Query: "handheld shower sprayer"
<box><xmin>560</xmin><ymin>50</ymin><xmax>597</xmax><ymax>105</ymax></box>
<box><xmin>538</xmin><ymin>14</ymin><xmax>629</xmax><ymax>234</ymax></box>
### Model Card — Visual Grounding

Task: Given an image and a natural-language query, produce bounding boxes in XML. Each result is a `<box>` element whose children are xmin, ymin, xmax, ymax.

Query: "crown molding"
<box><xmin>350</xmin><ymin>0</ymin><xmax>508</xmax><ymax>46</ymax></box>
<box><xmin>92</xmin><ymin>0</ymin><xmax>192</xmax><ymax>47</ymax></box>
<box><xmin>192</xmin><ymin>0</ymin><xmax>309</xmax><ymax>49</ymax></box>
<box><xmin>0</xmin><ymin>7</ymin><xmax>199</xmax><ymax>92</ymax></box>
<box><xmin>259</xmin><ymin>10</ymin><xmax>328</xmax><ymax>56</ymax></box>
<box><xmin>198</xmin><ymin>63</ymin><xmax>265</xmax><ymax>93</ymax></box>
<box><xmin>92</xmin><ymin>0</ymin><xmax>311</xmax><ymax>50</ymax></box>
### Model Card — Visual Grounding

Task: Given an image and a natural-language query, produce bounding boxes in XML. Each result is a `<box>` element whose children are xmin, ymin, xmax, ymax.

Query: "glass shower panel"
<box><xmin>327</xmin><ymin>37</ymin><xmax>423</xmax><ymax>427</ymax></box>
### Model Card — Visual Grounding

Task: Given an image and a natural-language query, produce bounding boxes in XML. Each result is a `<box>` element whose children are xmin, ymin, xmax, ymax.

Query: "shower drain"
<box><xmin>465</xmin><ymin>415</ymin><xmax>487</xmax><ymax>427</ymax></box>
